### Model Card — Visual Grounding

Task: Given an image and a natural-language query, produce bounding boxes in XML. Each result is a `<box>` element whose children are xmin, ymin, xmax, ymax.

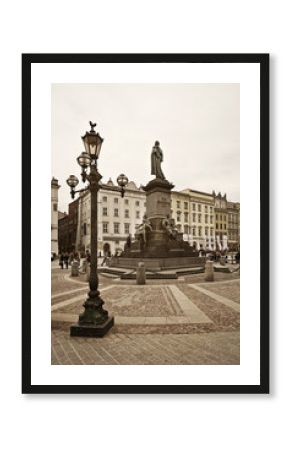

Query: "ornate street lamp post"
<box><xmin>67</xmin><ymin>121</ymin><xmax>128</xmax><ymax>337</ymax></box>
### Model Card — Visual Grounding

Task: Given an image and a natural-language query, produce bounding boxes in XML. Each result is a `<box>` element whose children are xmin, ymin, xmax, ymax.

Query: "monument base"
<box><xmin>70</xmin><ymin>317</ymin><xmax>114</xmax><ymax>337</ymax></box>
<box><xmin>110</xmin><ymin>256</ymin><xmax>205</xmax><ymax>271</ymax></box>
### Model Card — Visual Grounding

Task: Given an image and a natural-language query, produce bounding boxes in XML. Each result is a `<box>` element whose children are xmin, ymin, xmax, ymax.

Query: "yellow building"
<box><xmin>227</xmin><ymin>201</ymin><xmax>240</xmax><ymax>251</ymax></box>
<box><xmin>213</xmin><ymin>192</ymin><xmax>228</xmax><ymax>250</ymax></box>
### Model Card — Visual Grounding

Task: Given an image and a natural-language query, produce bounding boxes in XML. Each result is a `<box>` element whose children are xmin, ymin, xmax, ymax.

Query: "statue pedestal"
<box><xmin>143</xmin><ymin>178</ymin><xmax>174</xmax><ymax>219</ymax></box>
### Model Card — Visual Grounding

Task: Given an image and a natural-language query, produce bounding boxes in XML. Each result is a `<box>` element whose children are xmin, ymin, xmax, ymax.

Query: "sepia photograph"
<box><xmin>51</xmin><ymin>82</ymin><xmax>241</xmax><ymax>364</ymax></box>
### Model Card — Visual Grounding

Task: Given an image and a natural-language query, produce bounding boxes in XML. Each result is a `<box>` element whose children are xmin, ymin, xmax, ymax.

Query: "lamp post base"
<box><xmin>70</xmin><ymin>316</ymin><xmax>114</xmax><ymax>338</ymax></box>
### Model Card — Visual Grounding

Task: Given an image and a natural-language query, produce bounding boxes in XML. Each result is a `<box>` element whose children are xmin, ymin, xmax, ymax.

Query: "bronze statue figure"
<box><xmin>135</xmin><ymin>215</ymin><xmax>152</xmax><ymax>246</ymax></box>
<box><xmin>151</xmin><ymin>141</ymin><xmax>165</xmax><ymax>180</ymax></box>
<box><xmin>162</xmin><ymin>215</ymin><xmax>178</xmax><ymax>240</ymax></box>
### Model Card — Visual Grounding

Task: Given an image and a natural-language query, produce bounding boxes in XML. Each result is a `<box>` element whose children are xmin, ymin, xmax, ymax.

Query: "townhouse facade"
<box><xmin>58</xmin><ymin>198</ymin><xmax>79</xmax><ymax>253</ymax></box>
<box><xmin>75</xmin><ymin>178</ymin><xmax>146</xmax><ymax>256</ymax></box>
<box><xmin>227</xmin><ymin>201</ymin><xmax>240</xmax><ymax>251</ymax></box>
<box><xmin>171</xmin><ymin>189</ymin><xmax>216</xmax><ymax>251</ymax></box>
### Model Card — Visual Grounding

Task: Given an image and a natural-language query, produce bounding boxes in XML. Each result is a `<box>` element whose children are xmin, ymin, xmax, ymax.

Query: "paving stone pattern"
<box><xmin>56</xmin><ymin>286</ymin><xmax>184</xmax><ymax>317</ymax></box>
<box><xmin>51</xmin><ymin>267</ymin><xmax>240</xmax><ymax>365</ymax></box>
<box><xmin>199</xmin><ymin>280</ymin><xmax>240</xmax><ymax>303</ymax></box>
<box><xmin>179</xmin><ymin>284</ymin><xmax>240</xmax><ymax>331</ymax></box>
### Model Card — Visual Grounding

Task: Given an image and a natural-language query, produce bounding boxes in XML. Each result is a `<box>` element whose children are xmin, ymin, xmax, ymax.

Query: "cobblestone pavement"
<box><xmin>51</xmin><ymin>266</ymin><xmax>240</xmax><ymax>365</ymax></box>
<box><xmin>52</xmin><ymin>330</ymin><xmax>239</xmax><ymax>365</ymax></box>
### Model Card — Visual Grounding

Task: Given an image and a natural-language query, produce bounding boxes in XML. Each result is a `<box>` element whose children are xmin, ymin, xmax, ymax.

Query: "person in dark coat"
<box><xmin>63</xmin><ymin>253</ymin><xmax>69</xmax><ymax>269</ymax></box>
<box><xmin>85</xmin><ymin>250</ymin><xmax>91</xmax><ymax>263</ymax></box>
<box><xmin>59</xmin><ymin>253</ymin><xmax>64</xmax><ymax>269</ymax></box>
<box><xmin>235</xmin><ymin>251</ymin><xmax>240</xmax><ymax>264</ymax></box>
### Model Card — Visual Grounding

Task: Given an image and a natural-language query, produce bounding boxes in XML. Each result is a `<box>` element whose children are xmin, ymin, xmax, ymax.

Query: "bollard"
<box><xmin>204</xmin><ymin>260</ymin><xmax>214</xmax><ymax>282</ymax></box>
<box><xmin>71</xmin><ymin>261</ymin><xmax>79</xmax><ymax>277</ymax></box>
<box><xmin>136</xmin><ymin>262</ymin><xmax>146</xmax><ymax>285</ymax></box>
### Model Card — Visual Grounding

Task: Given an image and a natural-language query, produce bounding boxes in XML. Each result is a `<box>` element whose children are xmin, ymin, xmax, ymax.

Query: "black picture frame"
<box><xmin>22</xmin><ymin>53</ymin><xmax>269</xmax><ymax>394</ymax></box>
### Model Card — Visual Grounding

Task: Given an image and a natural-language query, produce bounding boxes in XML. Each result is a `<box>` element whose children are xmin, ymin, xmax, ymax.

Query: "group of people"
<box><xmin>58</xmin><ymin>250</ymin><xmax>90</xmax><ymax>269</ymax></box>
<box><xmin>206</xmin><ymin>250</ymin><xmax>240</xmax><ymax>264</ymax></box>
<box><xmin>57</xmin><ymin>247</ymin><xmax>240</xmax><ymax>269</ymax></box>
<box><xmin>58</xmin><ymin>249</ymin><xmax>114</xmax><ymax>270</ymax></box>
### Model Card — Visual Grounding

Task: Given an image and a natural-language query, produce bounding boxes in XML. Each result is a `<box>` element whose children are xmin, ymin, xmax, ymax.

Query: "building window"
<box><xmin>220</xmin><ymin>214</ymin><xmax>223</xmax><ymax>221</ymax></box>
<box><xmin>53</xmin><ymin>203</ymin><xmax>57</xmax><ymax>212</ymax></box>
<box><xmin>125</xmin><ymin>199</ymin><xmax>129</xmax><ymax>205</ymax></box>
<box><xmin>198</xmin><ymin>227</ymin><xmax>202</xmax><ymax>236</ymax></box>
<box><xmin>216</xmin><ymin>223</ymin><xmax>218</xmax><ymax>229</ymax></box>
<box><xmin>177</xmin><ymin>224</ymin><xmax>182</xmax><ymax>232</ymax></box>
<box><xmin>102</xmin><ymin>196</ymin><xmax>107</xmax><ymax>202</ymax></box>
<box><xmin>210</xmin><ymin>228</ymin><xmax>213</xmax><ymax>236</ymax></box>
<box><xmin>184</xmin><ymin>212</ymin><xmax>188</xmax><ymax>223</ymax></box>
<box><xmin>103</xmin><ymin>223</ymin><xmax>108</xmax><ymax>233</ymax></box>
<box><xmin>114</xmin><ymin>198</ymin><xmax>118</xmax><ymax>204</ymax></box>
<box><xmin>177</xmin><ymin>201</ymin><xmax>180</xmax><ymax>208</ymax></box>
<box><xmin>184</xmin><ymin>225</ymin><xmax>189</xmax><ymax>234</ymax></box>
<box><xmin>192</xmin><ymin>203</ymin><xmax>196</xmax><ymax>211</ymax></box>
<box><xmin>224</xmin><ymin>224</ymin><xmax>227</xmax><ymax>230</ymax></box>
<box><xmin>224</xmin><ymin>215</ymin><xmax>226</xmax><ymax>221</ymax></box>
<box><xmin>83</xmin><ymin>223</ymin><xmax>87</xmax><ymax>235</ymax></box>
<box><xmin>125</xmin><ymin>209</ymin><xmax>129</xmax><ymax>218</ymax></box>
<box><xmin>198</xmin><ymin>214</ymin><xmax>201</xmax><ymax>223</ymax></box>
<box><xmin>177</xmin><ymin>212</ymin><xmax>181</xmax><ymax>222</ymax></box>
<box><xmin>205</xmin><ymin>215</ymin><xmax>208</xmax><ymax>224</ymax></box>
<box><xmin>135</xmin><ymin>201</ymin><xmax>140</xmax><ymax>206</ymax></box>
<box><xmin>136</xmin><ymin>211</ymin><xmax>140</xmax><ymax>219</ymax></box>
<box><xmin>198</xmin><ymin>204</ymin><xmax>201</xmax><ymax>212</ymax></box>
<box><xmin>144</xmin><ymin>202</ymin><xmax>146</xmax><ymax>207</ymax></box>
<box><xmin>114</xmin><ymin>208</ymin><xmax>119</xmax><ymax>217</ymax></box>
<box><xmin>103</xmin><ymin>207</ymin><xmax>107</xmax><ymax>216</ymax></box>
<box><xmin>192</xmin><ymin>213</ymin><xmax>196</xmax><ymax>222</ymax></box>
<box><xmin>114</xmin><ymin>223</ymin><xmax>120</xmax><ymax>234</ymax></box>
<box><xmin>205</xmin><ymin>227</ymin><xmax>209</xmax><ymax>236</ymax></box>
<box><xmin>216</xmin><ymin>214</ymin><xmax>218</xmax><ymax>221</ymax></box>
<box><xmin>184</xmin><ymin>202</ymin><xmax>188</xmax><ymax>210</ymax></box>
<box><xmin>124</xmin><ymin>223</ymin><xmax>130</xmax><ymax>234</ymax></box>
<box><xmin>192</xmin><ymin>226</ymin><xmax>196</xmax><ymax>236</ymax></box>
<box><xmin>210</xmin><ymin>206</ymin><xmax>213</xmax><ymax>213</ymax></box>
<box><xmin>210</xmin><ymin>215</ymin><xmax>213</xmax><ymax>224</ymax></box>
<box><xmin>205</xmin><ymin>205</ymin><xmax>208</xmax><ymax>213</ymax></box>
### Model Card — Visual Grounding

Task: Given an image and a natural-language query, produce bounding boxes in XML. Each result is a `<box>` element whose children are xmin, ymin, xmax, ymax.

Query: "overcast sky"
<box><xmin>52</xmin><ymin>83</ymin><xmax>239</xmax><ymax>212</ymax></box>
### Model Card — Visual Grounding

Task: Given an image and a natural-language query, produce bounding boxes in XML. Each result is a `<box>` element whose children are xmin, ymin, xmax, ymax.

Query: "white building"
<box><xmin>76</xmin><ymin>178</ymin><xmax>146</xmax><ymax>256</ymax></box>
<box><xmin>51</xmin><ymin>177</ymin><xmax>60</xmax><ymax>255</ymax></box>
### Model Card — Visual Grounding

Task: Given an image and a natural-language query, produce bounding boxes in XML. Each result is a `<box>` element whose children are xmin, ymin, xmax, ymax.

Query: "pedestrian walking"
<box><xmin>59</xmin><ymin>253</ymin><xmax>64</xmax><ymax>269</ymax></box>
<box><xmin>68</xmin><ymin>252</ymin><xmax>74</xmax><ymax>266</ymax></box>
<box><xmin>64</xmin><ymin>253</ymin><xmax>69</xmax><ymax>269</ymax></box>
<box><xmin>85</xmin><ymin>250</ymin><xmax>91</xmax><ymax>263</ymax></box>
<box><xmin>74</xmin><ymin>252</ymin><xmax>80</xmax><ymax>263</ymax></box>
